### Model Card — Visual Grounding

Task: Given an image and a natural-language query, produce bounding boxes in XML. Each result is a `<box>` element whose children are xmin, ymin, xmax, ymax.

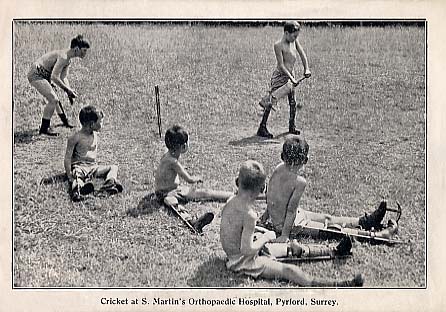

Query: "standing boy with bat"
<box><xmin>257</xmin><ymin>21</ymin><xmax>311</xmax><ymax>138</ymax></box>
<box><xmin>27</xmin><ymin>35</ymin><xmax>90</xmax><ymax>136</ymax></box>
<box><xmin>154</xmin><ymin>125</ymin><xmax>236</xmax><ymax>234</ymax></box>
<box><xmin>220</xmin><ymin>160</ymin><xmax>363</xmax><ymax>287</ymax></box>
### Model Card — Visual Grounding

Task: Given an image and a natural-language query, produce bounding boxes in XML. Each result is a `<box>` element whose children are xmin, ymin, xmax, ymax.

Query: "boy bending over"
<box><xmin>154</xmin><ymin>125</ymin><xmax>235</xmax><ymax>233</ymax></box>
<box><xmin>220</xmin><ymin>160</ymin><xmax>363</xmax><ymax>287</ymax></box>
<box><xmin>64</xmin><ymin>106</ymin><xmax>123</xmax><ymax>202</ymax></box>
<box><xmin>261</xmin><ymin>134</ymin><xmax>397</xmax><ymax>243</ymax></box>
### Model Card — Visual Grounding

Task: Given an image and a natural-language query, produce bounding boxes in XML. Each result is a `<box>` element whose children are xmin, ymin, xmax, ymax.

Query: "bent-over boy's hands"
<box><xmin>304</xmin><ymin>70</ymin><xmax>312</xmax><ymax>78</ymax></box>
<box><xmin>66</xmin><ymin>89</ymin><xmax>78</xmax><ymax>99</ymax></box>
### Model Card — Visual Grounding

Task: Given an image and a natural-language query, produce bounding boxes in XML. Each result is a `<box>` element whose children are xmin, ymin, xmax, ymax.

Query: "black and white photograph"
<box><xmin>2</xmin><ymin>0</ymin><xmax>445</xmax><ymax>311</ymax></box>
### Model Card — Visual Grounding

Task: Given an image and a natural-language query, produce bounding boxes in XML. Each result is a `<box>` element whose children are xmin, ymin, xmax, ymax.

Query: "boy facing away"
<box><xmin>64</xmin><ymin>105</ymin><xmax>123</xmax><ymax>202</ymax></box>
<box><xmin>28</xmin><ymin>35</ymin><xmax>90</xmax><ymax>136</ymax></box>
<box><xmin>257</xmin><ymin>21</ymin><xmax>311</xmax><ymax>139</ymax></box>
<box><xmin>220</xmin><ymin>160</ymin><xmax>363</xmax><ymax>287</ymax></box>
<box><xmin>154</xmin><ymin>125</ymin><xmax>235</xmax><ymax>233</ymax></box>
<box><xmin>261</xmin><ymin>134</ymin><xmax>398</xmax><ymax>243</ymax></box>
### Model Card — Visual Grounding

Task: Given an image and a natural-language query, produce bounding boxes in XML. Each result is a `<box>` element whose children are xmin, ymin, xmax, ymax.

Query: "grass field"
<box><xmin>13</xmin><ymin>22</ymin><xmax>425</xmax><ymax>288</ymax></box>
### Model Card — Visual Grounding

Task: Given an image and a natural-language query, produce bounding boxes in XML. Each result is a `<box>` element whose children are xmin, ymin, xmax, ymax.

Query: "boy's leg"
<box><xmin>30</xmin><ymin>79</ymin><xmax>60</xmax><ymax>136</ymax></box>
<box><xmin>258</xmin><ymin>257</ymin><xmax>363</xmax><ymax>287</ymax></box>
<box><xmin>183</xmin><ymin>188</ymin><xmax>234</xmax><ymax>202</ymax></box>
<box><xmin>257</xmin><ymin>106</ymin><xmax>274</xmax><ymax>138</ymax></box>
<box><xmin>288</xmin><ymin>91</ymin><xmax>299</xmax><ymax>134</ymax></box>
<box><xmin>96</xmin><ymin>165</ymin><xmax>123</xmax><ymax>193</ymax></box>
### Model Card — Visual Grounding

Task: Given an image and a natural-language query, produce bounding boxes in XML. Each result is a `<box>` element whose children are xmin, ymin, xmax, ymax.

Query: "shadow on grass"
<box><xmin>14</xmin><ymin>129</ymin><xmax>40</xmax><ymax>144</ymax></box>
<box><xmin>187</xmin><ymin>256</ymin><xmax>247</xmax><ymax>287</ymax></box>
<box><xmin>40</xmin><ymin>172</ymin><xmax>68</xmax><ymax>185</ymax></box>
<box><xmin>127</xmin><ymin>192</ymin><xmax>162</xmax><ymax>217</ymax></box>
<box><xmin>229</xmin><ymin>135</ymin><xmax>281</xmax><ymax>147</ymax></box>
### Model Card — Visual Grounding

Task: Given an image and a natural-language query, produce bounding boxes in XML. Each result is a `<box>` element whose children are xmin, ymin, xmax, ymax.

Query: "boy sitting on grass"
<box><xmin>154</xmin><ymin>125</ymin><xmax>235</xmax><ymax>233</ymax></box>
<box><xmin>220</xmin><ymin>160</ymin><xmax>363</xmax><ymax>287</ymax></box>
<box><xmin>260</xmin><ymin>134</ymin><xmax>398</xmax><ymax>243</ymax></box>
<box><xmin>64</xmin><ymin>105</ymin><xmax>123</xmax><ymax>202</ymax></box>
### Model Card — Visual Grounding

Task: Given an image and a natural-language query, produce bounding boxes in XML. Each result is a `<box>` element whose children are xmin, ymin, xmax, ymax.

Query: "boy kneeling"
<box><xmin>220</xmin><ymin>160</ymin><xmax>363</xmax><ymax>287</ymax></box>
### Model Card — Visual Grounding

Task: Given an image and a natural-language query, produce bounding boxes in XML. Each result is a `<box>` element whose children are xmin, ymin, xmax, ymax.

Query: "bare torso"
<box><xmin>275</xmin><ymin>39</ymin><xmax>298</xmax><ymax>74</ymax></box>
<box><xmin>72</xmin><ymin>131</ymin><xmax>98</xmax><ymax>165</ymax></box>
<box><xmin>220</xmin><ymin>196</ymin><xmax>255</xmax><ymax>257</ymax></box>
<box><xmin>154</xmin><ymin>152</ymin><xmax>180</xmax><ymax>192</ymax></box>
<box><xmin>36</xmin><ymin>49</ymin><xmax>70</xmax><ymax>73</ymax></box>
<box><xmin>266</xmin><ymin>163</ymin><xmax>301</xmax><ymax>229</ymax></box>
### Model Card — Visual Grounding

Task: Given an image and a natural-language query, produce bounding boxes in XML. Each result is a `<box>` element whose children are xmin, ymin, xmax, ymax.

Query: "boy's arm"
<box><xmin>60</xmin><ymin>65</ymin><xmax>71</xmax><ymax>90</ymax></box>
<box><xmin>274</xmin><ymin>43</ymin><xmax>295</xmax><ymax>81</ymax></box>
<box><xmin>51</xmin><ymin>57</ymin><xmax>77</xmax><ymax>98</ymax></box>
<box><xmin>278</xmin><ymin>176</ymin><xmax>306</xmax><ymax>242</ymax></box>
<box><xmin>64</xmin><ymin>135</ymin><xmax>77</xmax><ymax>182</ymax></box>
<box><xmin>240</xmin><ymin>211</ymin><xmax>276</xmax><ymax>256</ymax></box>
<box><xmin>173</xmin><ymin>161</ymin><xmax>202</xmax><ymax>184</ymax></box>
<box><xmin>295</xmin><ymin>39</ymin><xmax>311</xmax><ymax>77</ymax></box>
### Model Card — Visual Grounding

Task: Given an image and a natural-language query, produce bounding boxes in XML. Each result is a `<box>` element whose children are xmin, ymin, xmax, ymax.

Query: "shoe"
<box><xmin>100</xmin><ymin>180</ymin><xmax>123</xmax><ymax>195</ymax></box>
<box><xmin>39</xmin><ymin>128</ymin><xmax>59</xmax><ymax>136</ymax></box>
<box><xmin>337</xmin><ymin>274</ymin><xmax>364</xmax><ymax>287</ymax></box>
<box><xmin>191</xmin><ymin>212</ymin><xmax>214</xmax><ymax>233</ymax></box>
<box><xmin>288</xmin><ymin>126</ymin><xmax>301</xmax><ymax>135</ymax></box>
<box><xmin>70</xmin><ymin>187</ymin><xmax>82</xmax><ymax>202</ymax></box>
<box><xmin>257</xmin><ymin>125</ymin><xmax>273</xmax><ymax>139</ymax></box>
<box><xmin>79</xmin><ymin>182</ymin><xmax>95</xmax><ymax>195</ymax></box>
<box><xmin>334</xmin><ymin>236</ymin><xmax>353</xmax><ymax>257</ymax></box>
<box><xmin>359</xmin><ymin>201</ymin><xmax>387</xmax><ymax>230</ymax></box>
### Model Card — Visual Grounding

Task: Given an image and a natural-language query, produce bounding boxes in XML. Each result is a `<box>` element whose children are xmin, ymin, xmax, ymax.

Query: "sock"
<box><xmin>39</xmin><ymin>118</ymin><xmax>51</xmax><ymax>133</ymax></box>
<box><xmin>58</xmin><ymin>112</ymin><xmax>73</xmax><ymax>127</ymax></box>
<box><xmin>260</xmin><ymin>106</ymin><xmax>272</xmax><ymax>127</ymax></box>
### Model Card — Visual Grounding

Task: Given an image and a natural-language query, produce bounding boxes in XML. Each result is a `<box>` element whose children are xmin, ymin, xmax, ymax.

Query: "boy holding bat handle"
<box><xmin>257</xmin><ymin>21</ymin><xmax>311</xmax><ymax>139</ymax></box>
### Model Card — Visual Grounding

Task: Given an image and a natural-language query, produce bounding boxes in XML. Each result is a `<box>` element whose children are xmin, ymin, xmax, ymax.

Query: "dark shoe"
<box><xmin>70</xmin><ymin>187</ymin><xmax>82</xmax><ymax>202</ymax></box>
<box><xmin>288</xmin><ymin>126</ymin><xmax>301</xmax><ymax>135</ymax></box>
<box><xmin>191</xmin><ymin>212</ymin><xmax>214</xmax><ymax>233</ymax></box>
<box><xmin>39</xmin><ymin>128</ymin><xmax>59</xmax><ymax>136</ymax></box>
<box><xmin>337</xmin><ymin>274</ymin><xmax>364</xmax><ymax>287</ymax></box>
<box><xmin>101</xmin><ymin>180</ymin><xmax>123</xmax><ymax>195</ymax></box>
<box><xmin>257</xmin><ymin>125</ymin><xmax>273</xmax><ymax>139</ymax></box>
<box><xmin>334</xmin><ymin>236</ymin><xmax>353</xmax><ymax>256</ymax></box>
<box><xmin>359</xmin><ymin>201</ymin><xmax>387</xmax><ymax>230</ymax></box>
<box><xmin>79</xmin><ymin>182</ymin><xmax>95</xmax><ymax>195</ymax></box>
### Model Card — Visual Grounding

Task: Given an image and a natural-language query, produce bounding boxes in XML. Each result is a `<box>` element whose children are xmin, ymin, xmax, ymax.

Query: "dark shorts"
<box><xmin>27</xmin><ymin>64</ymin><xmax>51</xmax><ymax>83</ymax></box>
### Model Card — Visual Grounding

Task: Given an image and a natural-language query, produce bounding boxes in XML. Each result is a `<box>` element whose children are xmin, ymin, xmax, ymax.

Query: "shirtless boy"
<box><xmin>257</xmin><ymin>21</ymin><xmax>311</xmax><ymax>138</ymax></box>
<box><xmin>154</xmin><ymin>125</ymin><xmax>235</xmax><ymax>233</ymax></box>
<box><xmin>220</xmin><ymin>160</ymin><xmax>363</xmax><ymax>287</ymax></box>
<box><xmin>28</xmin><ymin>34</ymin><xmax>90</xmax><ymax>136</ymax></box>
<box><xmin>64</xmin><ymin>105</ymin><xmax>123</xmax><ymax>202</ymax></box>
<box><xmin>261</xmin><ymin>134</ymin><xmax>398</xmax><ymax>243</ymax></box>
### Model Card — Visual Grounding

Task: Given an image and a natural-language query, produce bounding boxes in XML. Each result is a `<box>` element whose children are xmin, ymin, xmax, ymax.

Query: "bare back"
<box><xmin>266</xmin><ymin>163</ymin><xmax>303</xmax><ymax>229</ymax></box>
<box><xmin>154</xmin><ymin>152</ymin><xmax>180</xmax><ymax>193</ymax></box>
<box><xmin>220</xmin><ymin>196</ymin><xmax>256</xmax><ymax>258</ymax></box>
<box><xmin>36</xmin><ymin>49</ymin><xmax>70</xmax><ymax>73</ymax></box>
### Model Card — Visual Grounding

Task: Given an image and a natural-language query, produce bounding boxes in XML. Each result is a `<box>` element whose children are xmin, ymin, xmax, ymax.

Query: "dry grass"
<box><xmin>13</xmin><ymin>22</ymin><xmax>425</xmax><ymax>287</ymax></box>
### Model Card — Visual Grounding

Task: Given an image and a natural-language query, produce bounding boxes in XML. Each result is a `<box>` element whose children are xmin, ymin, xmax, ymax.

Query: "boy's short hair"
<box><xmin>71</xmin><ymin>34</ymin><xmax>90</xmax><ymax>49</ymax></box>
<box><xmin>79</xmin><ymin>105</ymin><xmax>103</xmax><ymax>126</ymax></box>
<box><xmin>281</xmin><ymin>134</ymin><xmax>309</xmax><ymax>165</ymax></box>
<box><xmin>237</xmin><ymin>160</ymin><xmax>266</xmax><ymax>192</ymax></box>
<box><xmin>284</xmin><ymin>21</ymin><xmax>301</xmax><ymax>33</ymax></box>
<box><xmin>165</xmin><ymin>125</ymin><xmax>189</xmax><ymax>150</ymax></box>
